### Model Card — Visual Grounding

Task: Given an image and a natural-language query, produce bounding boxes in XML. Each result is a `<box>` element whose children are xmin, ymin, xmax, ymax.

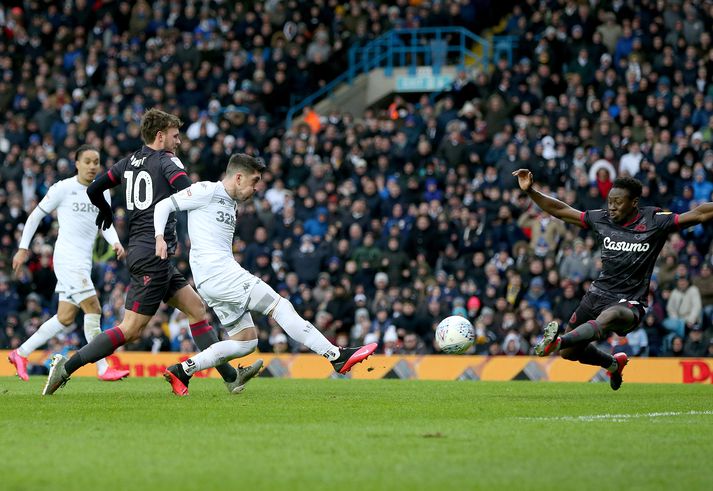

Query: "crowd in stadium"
<box><xmin>2</xmin><ymin>0</ymin><xmax>713</xmax><ymax>368</ymax></box>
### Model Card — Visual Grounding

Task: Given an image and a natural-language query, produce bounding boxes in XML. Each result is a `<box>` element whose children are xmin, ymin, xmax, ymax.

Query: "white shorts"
<box><xmin>197</xmin><ymin>265</ymin><xmax>279</xmax><ymax>336</ymax></box>
<box><xmin>54</xmin><ymin>264</ymin><xmax>97</xmax><ymax>306</ymax></box>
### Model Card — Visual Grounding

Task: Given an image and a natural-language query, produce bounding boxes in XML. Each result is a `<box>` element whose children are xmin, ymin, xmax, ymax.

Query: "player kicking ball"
<box><xmin>43</xmin><ymin>109</ymin><xmax>253</xmax><ymax>395</ymax></box>
<box><xmin>514</xmin><ymin>169</ymin><xmax>713</xmax><ymax>390</ymax></box>
<box><xmin>153</xmin><ymin>154</ymin><xmax>377</xmax><ymax>396</ymax></box>
<box><xmin>9</xmin><ymin>145</ymin><xmax>129</xmax><ymax>382</ymax></box>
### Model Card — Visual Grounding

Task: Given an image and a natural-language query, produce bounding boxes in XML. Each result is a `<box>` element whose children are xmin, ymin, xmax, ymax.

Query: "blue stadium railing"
<box><xmin>285</xmin><ymin>27</ymin><xmax>513</xmax><ymax>130</ymax></box>
<box><xmin>426</xmin><ymin>34</ymin><xmax>518</xmax><ymax>106</ymax></box>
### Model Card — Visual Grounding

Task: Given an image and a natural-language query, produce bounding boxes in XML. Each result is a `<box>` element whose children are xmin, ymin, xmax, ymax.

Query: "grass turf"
<box><xmin>1</xmin><ymin>376</ymin><xmax>711</xmax><ymax>491</ymax></box>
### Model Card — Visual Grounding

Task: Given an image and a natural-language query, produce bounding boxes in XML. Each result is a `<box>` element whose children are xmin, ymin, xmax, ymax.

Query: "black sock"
<box><xmin>190</xmin><ymin>320</ymin><xmax>237</xmax><ymax>383</ymax></box>
<box><xmin>560</xmin><ymin>320</ymin><xmax>604</xmax><ymax>349</ymax></box>
<box><xmin>65</xmin><ymin>327</ymin><xmax>125</xmax><ymax>375</ymax></box>
<box><xmin>578</xmin><ymin>343</ymin><xmax>615</xmax><ymax>369</ymax></box>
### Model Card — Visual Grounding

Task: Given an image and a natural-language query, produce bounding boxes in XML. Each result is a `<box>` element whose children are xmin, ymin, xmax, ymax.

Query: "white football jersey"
<box><xmin>169</xmin><ymin>181</ymin><xmax>241</xmax><ymax>286</ymax></box>
<box><xmin>36</xmin><ymin>177</ymin><xmax>113</xmax><ymax>269</ymax></box>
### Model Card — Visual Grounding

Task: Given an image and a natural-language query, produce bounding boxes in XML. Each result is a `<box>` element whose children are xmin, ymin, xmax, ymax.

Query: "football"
<box><xmin>435</xmin><ymin>315</ymin><xmax>475</xmax><ymax>354</ymax></box>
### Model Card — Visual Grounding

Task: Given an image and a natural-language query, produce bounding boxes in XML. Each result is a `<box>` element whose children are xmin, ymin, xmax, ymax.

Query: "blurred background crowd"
<box><xmin>1</xmin><ymin>0</ymin><xmax>713</xmax><ymax>367</ymax></box>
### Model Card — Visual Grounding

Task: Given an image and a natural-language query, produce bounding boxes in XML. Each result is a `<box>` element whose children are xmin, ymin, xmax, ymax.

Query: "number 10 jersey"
<box><xmin>107</xmin><ymin>145</ymin><xmax>187</xmax><ymax>255</ymax></box>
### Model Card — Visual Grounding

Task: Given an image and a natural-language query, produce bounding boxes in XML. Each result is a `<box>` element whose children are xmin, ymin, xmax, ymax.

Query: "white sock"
<box><xmin>84</xmin><ymin>313</ymin><xmax>108</xmax><ymax>375</ymax></box>
<box><xmin>271</xmin><ymin>298</ymin><xmax>340</xmax><ymax>360</ymax></box>
<box><xmin>17</xmin><ymin>315</ymin><xmax>66</xmax><ymax>357</ymax></box>
<box><xmin>181</xmin><ymin>339</ymin><xmax>258</xmax><ymax>376</ymax></box>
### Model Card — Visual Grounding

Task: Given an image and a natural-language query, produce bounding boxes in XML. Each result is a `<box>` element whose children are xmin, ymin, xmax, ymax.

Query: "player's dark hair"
<box><xmin>140</xmin><ymin>108</ymin><xmax>183</xmax><ymax>144</ymax></box>
<box><xmin>75</xmin><ymin>144</ymin><xmax>99</xmax><ymax>160</ymax></box>
<box><xmin>226</xmin><ymin>153</ymin><xmax>266</xmax><ymax>176</ymax></box>
<box><xmin>612</xmin><ymin>176</ymin><xmax>643</xmax><ymax>199</ymax></box>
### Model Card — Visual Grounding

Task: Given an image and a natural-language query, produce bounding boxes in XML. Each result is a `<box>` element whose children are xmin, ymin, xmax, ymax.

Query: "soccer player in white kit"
<box><xmin>153</xmin><ymin>154</ymin><xmax>376</xmax><ymax>395</ymax></box>
<box><xmin>8</xmin><ymin>145</ymin><xmax>130</xmax><ymax>382</ymax></box>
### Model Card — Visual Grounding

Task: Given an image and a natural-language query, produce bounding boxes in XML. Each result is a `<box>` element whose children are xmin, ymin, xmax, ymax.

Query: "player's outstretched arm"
<box><xmin>87</xmin><ymin>172</ymin><xmax>118</xmax><ymax>230</ymax></box>
<box><xmin>512</xmin><ymin>169</ymin><xmax>585</xmax><ymax>227</ymax></box>
<box><xmin>677</xmin><ymin>202</ymin><xmax>713</xmax><ymax>228</ymax></box>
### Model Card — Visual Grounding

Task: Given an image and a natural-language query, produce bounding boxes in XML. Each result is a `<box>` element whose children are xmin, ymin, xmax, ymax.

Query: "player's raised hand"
<box><xmin>12</xmin><ymin>248</ymin><xmax>29</xmax><ymax>277</ymax></box>
<box><xmin>155</xmin><ymin>235</ymin><xmax>168</xmax><ymax>260</ymax></box>
<box><xmin>113</xmin><ymin>242</ymin><xmax>126</xmax><ymax>261</ymax></box>
<box><xmin>512</xmin><ymin>169</ymin><xmax>534</xmax><ymax>191</ymax></box>
<box><xmin>96</xmin><ymin>209</ymin><xmax>113</xmax><ymax>230</ymax></box>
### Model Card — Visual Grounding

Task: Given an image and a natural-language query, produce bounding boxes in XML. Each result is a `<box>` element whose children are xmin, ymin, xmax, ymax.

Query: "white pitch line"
<box><xmin>518</xmin><ymin>410</ymin><xmax>713</xmax><ymax>422</ymax></box>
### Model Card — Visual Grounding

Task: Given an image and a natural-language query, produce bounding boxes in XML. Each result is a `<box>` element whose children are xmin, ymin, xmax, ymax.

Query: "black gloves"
<box><xmin>96</xmin><ymin>209</ymin><xmax>114</xmax><ymax>230</ymax></box>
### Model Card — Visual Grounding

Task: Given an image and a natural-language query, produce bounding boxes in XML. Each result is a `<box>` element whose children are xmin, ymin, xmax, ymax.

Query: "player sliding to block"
<box><xmin>514</xmin><ymin>169</ymin><xmax>713</xmax><ymax>390</ymax></box>
<box><xmin>9</xmin><ymin>145</ymin><xmax>129</xmax><ymax>382</ymax></box>
<box><xmin>153</xmin><ymin>153</ymin><xmax>377</xmax><ymax>396</ymax></box>
<box><xmin>42</xmin><ymin>109</ymin><xmax>256</xmax><ymax>395</ymax></box>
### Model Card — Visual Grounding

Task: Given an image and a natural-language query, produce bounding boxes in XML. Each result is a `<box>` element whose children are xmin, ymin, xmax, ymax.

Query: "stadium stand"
<box><xmin>1</xmin><ymin>1</ymin><xmax>713</xmax><ymax>368</ymax></box>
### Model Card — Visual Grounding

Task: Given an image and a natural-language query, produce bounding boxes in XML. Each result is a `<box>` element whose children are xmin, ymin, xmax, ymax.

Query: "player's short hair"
<box><xmin>140</xmin><ymin>108</ymin><xmax>183</xmax><ymax>144</ymax></box>
<box><xmin>226</xmin><ymin>153</ymin><xmax>266</xmax><ymax>176</ymax></box>
<box><xmin>612</xmin><ymin>176</ymin><xmax>643</xmax><ymax>199</ymax></box>
<box><xmin>75</xmin><ymin>144</ymin><xmax>99</xmax><ymax>160</ymax></box>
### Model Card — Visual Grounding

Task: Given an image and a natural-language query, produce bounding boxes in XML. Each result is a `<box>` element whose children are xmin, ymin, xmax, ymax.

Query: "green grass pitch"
<box><xmin>1</xmin><ymin>377</ymin><xmax>712</xmax><ymax>491</ymax></box>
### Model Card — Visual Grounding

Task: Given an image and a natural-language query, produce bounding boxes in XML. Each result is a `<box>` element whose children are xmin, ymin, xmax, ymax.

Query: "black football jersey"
<box><xmin>581</xmin><ymin>206</ymin><xmax>679</xmax><ymax>303</ymax></box>
<box><xmin>108</xmin><ymin>146</ymin><xmax>187</xmax><ymax>254</ymax></box>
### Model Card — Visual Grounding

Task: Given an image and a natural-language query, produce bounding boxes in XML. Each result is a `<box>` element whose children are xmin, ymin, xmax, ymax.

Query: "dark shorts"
<box><xmin>566</xmin><ymin>292</ymin><xmax>646</xmax><ymax>336</ymax></box>
<box><xmin>124</xmin><ymin>248</ymin><xmax>188</xmax><ymax>316</ymax></box>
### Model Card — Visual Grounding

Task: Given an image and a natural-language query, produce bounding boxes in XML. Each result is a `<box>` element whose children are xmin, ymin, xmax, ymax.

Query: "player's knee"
<box><xmin>242</xmin><ymin>338</ymin><xmax>258</xmax><ymax>353</ymax></box>
<box><xmin>81</xmin><ymin>299</ymin><xmax>101</xmax><ymax>315</ymax></box>
<box><xmin>56</xmin><ymin>311</ymin><xmax>75</xmax><ymax>326</ymax></box>
<box><xmin>229</xmin><ymin>326</ymin><xmax>258</xmax><ymax>342</ymax></box>
<box><xmin>560</xmin><ymin>348</ymin><xmax>579</xmax><ymax>361</ymax></box>
<box><xmin>182</xmin><ymin>294</ymin><xmax>206</xmax><ymax>321</ymax></box>
<box><xmin>270</xmin><ymin>297</ymin><xmax>296</xmax><ymax>320</ymax></box>
<box><xmin>248</xmin><ymin>281</ymin><xmax>281</xmax><ymax>316</ymax></box>
<box><xmin>191</xmin><ymin>301</ymin><xmax>206</xmax><ymax>320</ymax></box>
<box><xmin>600</xmin><ymin>306</ymin><xmax>630</xmax><ymax>327</ymax></box>
<box><xmin>119</xmin><ymin>322</ymin><xmax>143</xmax><ymax>342</ymax></box>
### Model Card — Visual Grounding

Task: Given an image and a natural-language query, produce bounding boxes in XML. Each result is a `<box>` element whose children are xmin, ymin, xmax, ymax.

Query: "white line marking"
<box><xmin>518</xmin><ymin>411</ymin><xmax>713</xmax><ymax>422</ymax></box>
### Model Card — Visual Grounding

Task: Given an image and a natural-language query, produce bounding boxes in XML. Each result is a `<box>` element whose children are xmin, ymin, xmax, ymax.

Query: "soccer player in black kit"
<box><xmin>43</xmin><ymin>109</ymin><xmax>260</xmax><ymax>395</ymax></box>
<box><xmin>513</xmin><ymin>169</ymin><xmax>713</xmax><ymax>390</ymax></box>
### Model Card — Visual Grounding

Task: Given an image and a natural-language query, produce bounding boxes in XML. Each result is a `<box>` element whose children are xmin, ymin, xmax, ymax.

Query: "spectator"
<box><xmin>706</xmin><ymin>339</ymin><xmax>713</xmax><ymax>358</ymax></box>
<box><xmin>664</xmin><ymin>335</ymin><xmax>685</xmax><ymax>357</ymax></box>
<box><xmin>0</xmin><ymin>274</ymin><xmax>20</xmax><ymax>325</ymax></box>
<box><xmin>693</xmin><ymin>263</ymin><xmax>713</xmax><ymax>329</ymax></box>
<box><xmin>502</xmin><ymin>331</ymin><xmax>525</xmax><ymax>356</ymax></box>
<box><xmin>559</xmin><ymin>238</ymin><xmax>596</xmax><ymax>282</ymax></box>
<box><xmin>392</xmin><ymin>299</ymin><xmax>432</xmax><ymax>343</ymax></box>
<box><xmin>396</xmin><ymin>332</ymin><xmax>428</xmax><ymax>355</ymax></box>
<box><xmin>3</xmin><ymin>1</ymin><xmax>713</xmax><ymax>359</ymax></box>
<box><xmin>683</xmin><ymin>326</ymin><xmax>708</xmax><ymax>357</ymax></box>
<box><xmin>626</xmin><ymin>325</ymin><xmax>650</xmax><ymax>357</ymax></box>
<box><xmin>664</xmin><ymin>273</ymin><xmax>702</xmax><ymax>340</ymax></box>
<box><xmin>619</xmin><ymin>141</ymin><xmax>643</xmax><ymax>177</ymax></box>
<box><xmin>523</xmin><ymin>277</ymin><xmax>552</xmax><ymax>313</ymax></box>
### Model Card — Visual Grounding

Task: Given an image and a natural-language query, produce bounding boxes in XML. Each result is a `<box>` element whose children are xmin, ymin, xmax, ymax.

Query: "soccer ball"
<box><xmin>435</xmin><ymin>315</ymin><xmax>475</xmax><ymax>354</ymax></box>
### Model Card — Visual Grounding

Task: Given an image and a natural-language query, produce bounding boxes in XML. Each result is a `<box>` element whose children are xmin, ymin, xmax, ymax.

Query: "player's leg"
<box><xmin>166</xmin><ymin>284</ymin><xmax>239</xmax><ymax>384</ymax></box>
<box><xmin>536</xmin><ymin>295</ymin><xmax>632</xmax><ymax>355</ymax></box>
<box><xmin>249</xmin><ymin>280</ymin><xmax>377</xmax><ymax>373</ymax></box>
<box><xmin>9</xmin><ymin>301</ymin><xmax>78</xmax><ymax>381</ymax></box>
<box><xmin>536</xmin><ymin>298</ymin><xmax>595</xmax><ymax>359</ymax></box>
<box><xmin>78</xmin><ymin>296</ymin><xmax>129</xmax><ymax>381</ymax></box>
<box><xmin>62</xmin><ymin>283</ymin><xmax>158</xmax><ymax>375</ymax></box>
<box><xmin>558</xmin><ymin>304</ymin><xmax>636</xmax><ymax>351</ymax></box>
<box><xmin>539</xmin><ymin>300</ymin><xmax>639</xmax><ymax>390</ymax></box>
<box><xmin>165</xmin><ymin>313</ymin><xmax>262</xmax><ymax>396</ymax></box>
<box><xmin>43</xmin><ymin>253</ymin><xmax>166</xmax><ymax>394</ymax></box>
<box><xmin>181</xmin><ymin>327</ymin><xmax>259</xmax><ymax>374</ymax></box>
